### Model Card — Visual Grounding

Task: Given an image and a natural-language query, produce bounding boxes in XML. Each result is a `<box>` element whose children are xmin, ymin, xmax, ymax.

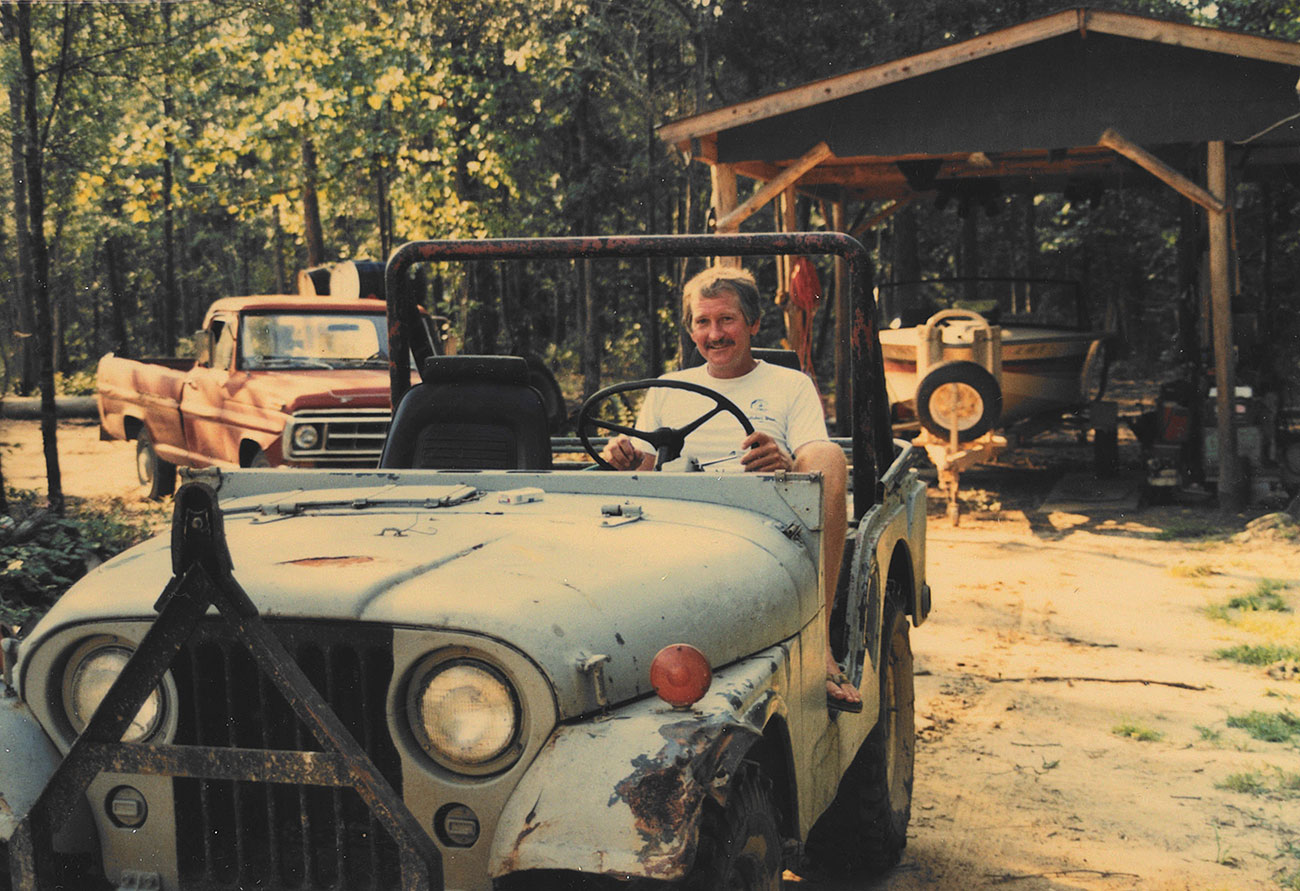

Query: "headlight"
<box><xmin>408</xmin><ymin>658</ymin><xmax>520</xmax><ymax>774</ymax></box>
<box><xmin>63</xmin><ymin>642</ymin><xmax>167</xmax><ymax>743</ymax></box>
<box><xmin>292</xmin><ymin>423</ymin><xmax>321</xmax><ymax>451</ymax></box>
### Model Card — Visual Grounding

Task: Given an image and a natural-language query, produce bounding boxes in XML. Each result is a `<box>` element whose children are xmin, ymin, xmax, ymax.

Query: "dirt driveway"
<box><xmin>4</xmin><ymin>418</ymin><xmax>1300</xmax><ymax>889</ymax></box>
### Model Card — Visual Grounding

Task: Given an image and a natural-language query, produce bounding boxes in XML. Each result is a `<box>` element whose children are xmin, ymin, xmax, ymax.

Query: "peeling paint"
<box><xmin>608</xmin><ymin>718</ymin><xmax>758</xmax><ymax>877</ymax></box>
<box><xmin>281</xmin><ymin>555</ymin><xmax>377</xmax><ymax>567</ymax></box>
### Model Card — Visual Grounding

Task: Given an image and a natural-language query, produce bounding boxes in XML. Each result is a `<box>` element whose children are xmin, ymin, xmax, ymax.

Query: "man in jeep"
<box><xmin>600</xmin><ymin>265</ymin><xmax>859</xmax><ymax>710</ymax></box>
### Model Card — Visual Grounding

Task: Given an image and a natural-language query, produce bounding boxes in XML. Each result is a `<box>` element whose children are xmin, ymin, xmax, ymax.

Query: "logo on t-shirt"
<box><xmin>750</xmin><ymin>398</ymin><xmax>768</xmax><ymax>413</ymax></box>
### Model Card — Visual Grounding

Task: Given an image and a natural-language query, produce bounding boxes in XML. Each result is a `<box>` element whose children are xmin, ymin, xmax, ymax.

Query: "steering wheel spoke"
<box><xmin>577</xmin><ymin>379</ymin><xmax>755</xmax><ymax>470</ymax></box>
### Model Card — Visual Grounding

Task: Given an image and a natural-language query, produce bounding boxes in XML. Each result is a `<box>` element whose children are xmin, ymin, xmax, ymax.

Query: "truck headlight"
<box><xmin>407</xmin><ymin>658</ymin><xmax>520</xmax><ymax>774</ymax></box>
<box><xmin>63</xmin><ymin>642</ymin><xmax>168</xmax><ymax>743</ymax></box>
<box><xmin>292</xmin><ymin>423</ymin><xmax>321</xmax><ymax>451</ymax></box>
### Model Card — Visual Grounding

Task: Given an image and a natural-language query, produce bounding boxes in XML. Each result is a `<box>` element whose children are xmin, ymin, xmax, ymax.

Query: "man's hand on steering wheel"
<box><xmin>578</xmin><ymin>379</ymin><xmax>755</xmax><ymax>470</ymax></box>
<box><xmin>739</xmin><ymin>431</ymin><xmax>794</xmax><ymax>473</ymax></box>
<box><xmin>600</xmin><ymin>435</ymin><xmax>654</xmax><ymax>471</ymax></box>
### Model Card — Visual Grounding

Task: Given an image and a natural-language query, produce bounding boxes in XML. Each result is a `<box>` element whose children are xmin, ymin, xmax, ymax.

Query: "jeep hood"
<box><xmin>26</xmin><ymin>488</ymin><xmax>817</xmax><ymax>718</ymax></box>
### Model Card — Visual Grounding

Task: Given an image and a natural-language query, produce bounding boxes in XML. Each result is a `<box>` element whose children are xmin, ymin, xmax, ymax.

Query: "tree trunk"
<box><xmin>14</xmin><ymin>2</ymin><xmax>62</xmax><ymax>513</ymax></box>
<box><xmin>298</xmin><ymin>0</ymin><xmax>326</xmax><ymax>265</ymax></box>
<box><xmin>5</xmin><ymin>49</ymin><xmax>36</xmax><ymax>396</ymax></box>
<box><xmin>161</xmin><ymin>2</ymin><xmax>178</xmax><ymax>354</ymax></box>
<box><xmin>104</xmin><ymin>236</ymin><xmax>130</xmax><ymax>355</ymax></box>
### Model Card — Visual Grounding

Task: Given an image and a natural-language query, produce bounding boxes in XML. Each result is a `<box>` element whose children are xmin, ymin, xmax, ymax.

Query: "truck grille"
<box><xmin>170</xmin><ymin>622</ymin><xmax>402</xmax><ymax>890</ymax></box>
<box><xmin>285</xmin><ymin>409</ymin><xmax>391</xmax><ymax>465</ymax></box>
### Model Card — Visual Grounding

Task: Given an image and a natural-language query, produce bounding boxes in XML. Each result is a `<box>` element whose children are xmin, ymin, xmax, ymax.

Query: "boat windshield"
<box><xmin>877</xmin><ymin>278</ymin><xmax>1087</xmax><ymax>330</ymax></box>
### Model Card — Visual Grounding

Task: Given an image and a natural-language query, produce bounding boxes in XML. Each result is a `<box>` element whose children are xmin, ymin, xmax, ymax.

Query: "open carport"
<box><xmin>658</xmin><ymin>7</ymin><xmax>1300</xmax><ymax>507</ymax></box>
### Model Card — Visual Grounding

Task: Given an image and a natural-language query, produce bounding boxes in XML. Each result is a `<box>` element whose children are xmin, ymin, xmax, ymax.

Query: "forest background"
<box><xmin>1</xmin><ymin>0</ymin><xmax>1299</xmax><ymax>515</ymax></box>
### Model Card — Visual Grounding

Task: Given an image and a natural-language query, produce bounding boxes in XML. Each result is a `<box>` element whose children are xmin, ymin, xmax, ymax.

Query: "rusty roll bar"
<box><xmin>384</xmin><ymin>233</ymin><xmax>890</xmax><ymax>517</ymax></box>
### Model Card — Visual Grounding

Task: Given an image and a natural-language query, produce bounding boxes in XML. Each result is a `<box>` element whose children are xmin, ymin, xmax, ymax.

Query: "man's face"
<box><xmin>689</xmin><ymin>289</ymin><xmax>760</xmax><ymax>379</ymax></box>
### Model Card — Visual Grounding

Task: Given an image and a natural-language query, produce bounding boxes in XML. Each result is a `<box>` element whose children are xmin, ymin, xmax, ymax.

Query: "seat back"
<box><xmin>379</xmin><ymin>356</ymin><xmax>552</xmax><ymax>470</ymax></box>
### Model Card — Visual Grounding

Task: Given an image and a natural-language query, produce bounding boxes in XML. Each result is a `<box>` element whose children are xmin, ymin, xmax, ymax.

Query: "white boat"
<box><xmin>876</xmin><ymin>279</ymin><xmax>1109</xmax><ymax>440</ymax></box>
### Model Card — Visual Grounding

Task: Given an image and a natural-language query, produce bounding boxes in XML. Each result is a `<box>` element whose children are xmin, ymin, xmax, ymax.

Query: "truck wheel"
<box><xmin>805</xmin><ymin>599</ymin><xmax>915</xmax><ymax>874</ymax></box>
<box><xmin>915</xmin><ymin>360</ymin><xmax>1001</xmax><ymax>441</ymax></box>
<box><xmin>685</xmin><ymin>763</ymin><xmax>783</xmax><ymax>890</ymax></box>
<box><xmin>136</xmin><ymin>430</ymin><xmax>176</xmax><ymax>499</ymax></box>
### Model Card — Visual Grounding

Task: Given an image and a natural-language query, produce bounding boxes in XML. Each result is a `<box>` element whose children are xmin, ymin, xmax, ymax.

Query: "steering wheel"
<box><xmin>577</xmin><ymin>379</ymin><xmax>755</xmax><ymax>470</ymax></box>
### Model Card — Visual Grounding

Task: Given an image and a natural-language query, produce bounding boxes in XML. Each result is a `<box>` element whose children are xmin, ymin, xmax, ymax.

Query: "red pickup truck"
<box><xmin>97</xmin><ymin>294</ymin><xmax>433</xmax><ymax>497</ymax></box>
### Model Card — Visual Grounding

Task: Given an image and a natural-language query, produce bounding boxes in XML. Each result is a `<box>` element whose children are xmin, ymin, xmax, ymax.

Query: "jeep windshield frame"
<box><xmin>383</xmin><ymin>233</ymin><xmax>890</xmax><ymax>519</ymax></box>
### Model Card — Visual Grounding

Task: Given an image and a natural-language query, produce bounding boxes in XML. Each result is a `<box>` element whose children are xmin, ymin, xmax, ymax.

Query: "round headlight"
<box><xmin>292</xmin><ymin>423</ymin><xmax>321</xmax><ymax>451</ymax></box>
<box><xmin>64</xmin><ymin>644</ymin><xmax>165</xmax><ymax>743</ymax></box>
<box><xmin>409</xmin><ymin>659</ymin><xmax>520</xmax><ymax>773</ymax></box>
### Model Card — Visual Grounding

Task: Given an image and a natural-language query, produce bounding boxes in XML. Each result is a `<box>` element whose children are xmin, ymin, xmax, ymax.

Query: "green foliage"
<box><xmin>1217</xmin><ymin>644</ymin><xmax>1300</xmax><ymax>666</ymax></box>
<box><xmin>1113</xmin><ymin>719</ymin><xmax>1164</xmax><ymax>742</ymax></box>
<box><xmin>1228</xmin><ymin>580</ymin><xmax>1293</xmax><ymax>613</ymax></box>
<box><xmin>1226</xmin><ymin>710</ymin><xmax>1300</xmax><ymax>743</ymax></box>
<box><xmin>0</xmin><ymin>491</ymin><xmax>158</xmax><ymax>627</ymax></box>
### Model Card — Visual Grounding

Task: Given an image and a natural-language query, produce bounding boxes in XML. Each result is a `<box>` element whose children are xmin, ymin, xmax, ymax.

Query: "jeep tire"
<box><xmin>136</xmin><ymin>429</ymin><xmax>176</xmax><ymax>500</ymax></box>
<box><xmin>805</xmin><ymin>598</ymin><xmax>915</xmax><ymax>874</ymax></box>
<box><xmin>685</xmin><ymin>763</ymin><xmax>783</xmax><ymax>890</ymax></box>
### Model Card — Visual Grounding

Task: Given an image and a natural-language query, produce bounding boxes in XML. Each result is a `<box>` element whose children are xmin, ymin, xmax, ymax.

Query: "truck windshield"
<box><xmin>239</xmin><ymin>312</ymin><xmax>390</xmax><ymax>369</ymax></box>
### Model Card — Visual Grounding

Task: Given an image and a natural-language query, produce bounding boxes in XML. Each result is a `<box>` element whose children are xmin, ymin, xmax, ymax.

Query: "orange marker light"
<box><xmin>650</xmin><ymin>644</ymin><xmax>712</xmax><ymax>707</ymax></box>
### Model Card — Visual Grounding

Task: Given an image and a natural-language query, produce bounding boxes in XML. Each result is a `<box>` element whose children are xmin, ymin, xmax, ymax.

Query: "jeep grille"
<box><xmin>170</xmin><ymin>621</ymin><xmax>402</xmax><ymax>890</ymax></box>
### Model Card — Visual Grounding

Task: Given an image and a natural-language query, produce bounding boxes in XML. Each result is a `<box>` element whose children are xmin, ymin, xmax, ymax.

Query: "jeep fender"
<box><xmin>0</xmin><ymin>697</ymin><xmax>93</xmax><ymax>852</ymax></box>
<box><xmin>488</xmin><ymin>643</ymin><xmax>792</xmax><ymax>882</ymax></box>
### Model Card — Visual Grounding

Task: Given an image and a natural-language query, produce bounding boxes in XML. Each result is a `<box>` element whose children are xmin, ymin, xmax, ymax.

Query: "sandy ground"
<box><xmin>3</xmin><ymin>418</ymin><xmax>1300</xmax><ymax>889</ymax></box>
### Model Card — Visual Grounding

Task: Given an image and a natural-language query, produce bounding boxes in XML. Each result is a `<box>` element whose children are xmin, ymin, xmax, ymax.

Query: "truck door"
<box><xmin>180</xmin><ymin>315</ymin><xmax>241</xmax><ymax>465</ymax></box>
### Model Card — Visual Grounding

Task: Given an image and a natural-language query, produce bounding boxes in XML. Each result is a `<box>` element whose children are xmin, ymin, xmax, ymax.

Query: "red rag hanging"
<box><xmin>788</xmin><ymin>257</ymin><xmax>821</xmax><ymax>389</ymax></box>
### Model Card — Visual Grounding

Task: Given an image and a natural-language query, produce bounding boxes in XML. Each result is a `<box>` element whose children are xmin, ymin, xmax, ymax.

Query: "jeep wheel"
<box><xmin>685</xmin><ymin>763</ymin><xmax>783</xmax><ymax>890</ymax></box>
<box><xmin>805</xmin><ymin>598</ymin><xmax>915</xmax><ymax>874</ymax></box>
<box><xmin>136</xmin><ymin>429</ymin><xmax>176</xmax><ymax>499</ymax></box>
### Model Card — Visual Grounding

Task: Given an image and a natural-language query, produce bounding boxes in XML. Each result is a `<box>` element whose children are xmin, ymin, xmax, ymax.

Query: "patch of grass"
<box><xmin>1169</xmin><ymin>561</ymin><xmax>1218</xmax><ymax>579</ymax></box>
<box><xmin>1217</xmin><ymin>771</ymin><xmax>1268</xmax><ymax>794</ymax></box>
<box><xmin>1228</xmin><ymin>579</ymin><xmax>1292</xmax><ymax>613</ymax></box>
<box><xmin>1154</xmin><ymin>519</ymin><xmax>1223</xmax><ymax>541</ymax></box>
<box><xmin>1216</xmin><ymin>644</ymin><xmax>1300</xmax><ymax>666</ymax></box>
<box><xmin>1113</xmin><ymin>720</ymin><xmax>1163</xmax><ymax>742</ymax></box>
<box><xmin>1197</xmin><ymin>724</ymin><xmax>1223</xmax><ymax>742</ymax></box>
<box><xmin>1226</xmin><ymin>710</ymin><xmax>1300</xmax><ymax>743</ymax></box>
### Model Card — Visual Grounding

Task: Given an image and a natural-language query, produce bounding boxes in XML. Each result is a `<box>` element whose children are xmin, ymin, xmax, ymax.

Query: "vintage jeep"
<box><xmin>0</xmin><ymin>233</ymin><xmax>929</xmax><ymax>890</ymax></box>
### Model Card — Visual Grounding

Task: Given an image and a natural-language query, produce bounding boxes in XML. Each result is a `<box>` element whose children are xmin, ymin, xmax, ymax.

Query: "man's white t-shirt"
<box><xmin>632</xmin><ymin>361</ymin><xmax>829</xmax><ymax>471</ymax></box>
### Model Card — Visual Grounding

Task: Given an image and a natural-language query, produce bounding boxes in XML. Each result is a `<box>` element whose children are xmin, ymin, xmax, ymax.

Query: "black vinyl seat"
<box><xmin>379</xmin><ymin>356</ymin><xmax>552</xmax><ymax>470</ymax></box>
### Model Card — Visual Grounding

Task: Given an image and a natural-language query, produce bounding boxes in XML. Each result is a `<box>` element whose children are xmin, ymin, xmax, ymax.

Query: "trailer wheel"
<box><xmin>136</xmin><ymin>429</ymin><xmax>176</xmax><ymax>499</ymax></box>
<box><xmin>915</xmin><ymin>360</ymin><xmax>1001</xmax><ymax>440</ymax></box>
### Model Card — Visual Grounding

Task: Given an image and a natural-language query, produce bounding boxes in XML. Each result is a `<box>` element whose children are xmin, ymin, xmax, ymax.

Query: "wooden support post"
<box><xmin>832</xmin><ymin>201</ymin><xmax>850</xmax><ymax>435</ymax></box>
<box><xmin>1207</xmin><ymin>140</ymin><xmax>1242</xmax><ymax>510</ymax></box>
<box><xmin>714</xmin><ymin>141</ymin><xmax>832</xmax><ymax>233</ymax></box>
<box><xmin>710</xmin><ymin>163</ymin><xmax>740</xmax><ymax>267</ymax></box>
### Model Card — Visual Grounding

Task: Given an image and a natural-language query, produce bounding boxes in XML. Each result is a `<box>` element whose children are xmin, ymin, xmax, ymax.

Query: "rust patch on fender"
<box><xmin>610</xmin><ymin>719</ymin><xmax>758</xmax><ymax>878</ymax></box>
<box><xmin>280</xmin><ymin>556</ymin><xmax>377</xmax><ymax>567</ymax></box>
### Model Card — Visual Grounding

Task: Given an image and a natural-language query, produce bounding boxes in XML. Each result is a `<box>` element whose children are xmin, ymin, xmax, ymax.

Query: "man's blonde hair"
<box><xmin>680</xmin><ymin>266</ymin><xmax>761</xmax><ymax>329</ymax></box>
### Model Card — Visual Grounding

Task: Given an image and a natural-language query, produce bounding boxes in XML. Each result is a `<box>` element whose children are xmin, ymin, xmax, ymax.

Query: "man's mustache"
<box><xmin>705</xmin><ymin>339</ymin><xmax>735</xmax><ymax>349</ymax></box>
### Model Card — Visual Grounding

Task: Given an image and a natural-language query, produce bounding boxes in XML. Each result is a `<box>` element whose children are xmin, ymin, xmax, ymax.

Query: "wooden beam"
<box><xmin>1207</xmin><ymin>140</ymin><xmax>1242</xmax><ymax>510</ymax></box>
<box><xmin>1098</xmin><ymin>128</ymin><xmax>1227</xmax><ymax>215</ymax></box>
<box><xmin>710</xmin><ymin>164</ymin><xmax>740</xmax><ymax>267</ymax></box>
<box><xmin>715</xmin><ymin>142</ymin><xmax>833</xmax><ymax>233</ymax></box>
<box><xmin>849</xmin><ymin>195</ymin><xmax>918</xmax><ymax>240</ymax></box>
<box><xmin>1085</xmin><ymin>9</ymin><xmax>1300</xmax><ymax>67</ymax></box>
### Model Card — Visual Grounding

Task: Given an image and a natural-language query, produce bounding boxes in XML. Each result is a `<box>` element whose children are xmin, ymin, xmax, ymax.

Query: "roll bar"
<box><xmin>384</xmin><ymin>233</ymin><xmax>890</xmax><ymax>517</ymax></box>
